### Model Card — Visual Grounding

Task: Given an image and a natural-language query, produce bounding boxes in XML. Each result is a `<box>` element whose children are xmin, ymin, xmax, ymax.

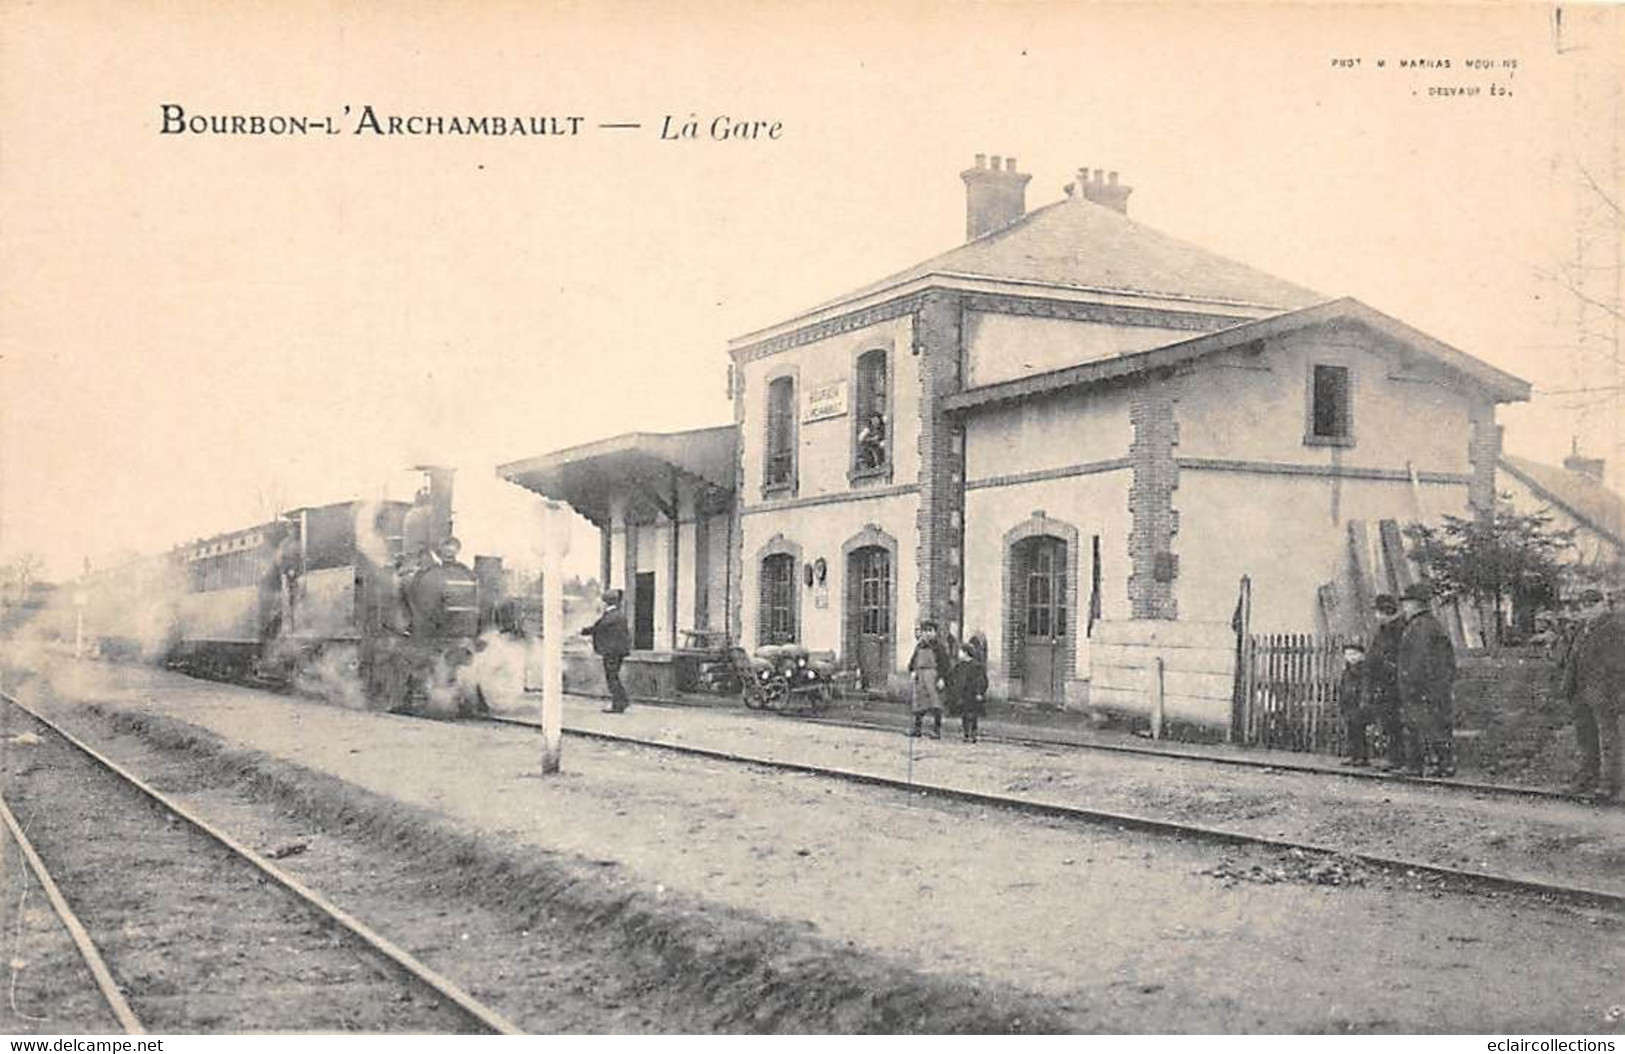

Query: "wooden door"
<box><xmin>849</xmin><ymin>546</ymin><xmax>892</xmax><ymax>689</ymax></box>
<box><xmin>1018</xmin><ymin>537</ymin><xmax>1067</xmax><ymax>703</ymax></box>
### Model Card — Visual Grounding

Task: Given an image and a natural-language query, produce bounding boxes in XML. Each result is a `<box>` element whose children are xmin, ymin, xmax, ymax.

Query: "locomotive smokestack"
<box><xmin>404</xmin><ymin>465</ymin><xmax>457</xmax><ymax>556</ymax></box>
<box><xmin>420</xmin><ymin>466</ymin><xmax>456</xmax><ymax>543</ymax></box>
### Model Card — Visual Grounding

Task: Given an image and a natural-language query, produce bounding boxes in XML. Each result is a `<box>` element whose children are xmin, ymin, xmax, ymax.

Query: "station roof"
<box><xmin>732</xmin><ymin>193</ymin><xmax>1326</xmax><ymax>350</ymax></box>
<box><xmin>497</xmin><ymin>425</ymin><xmax>736</xmax><ymax>526</ymax></box>
<box><xmin>942</xmin><ymin>297</ymin><xmax>1531</xmax><ymax>414</ymax></box>
<box><xmin>833</xmin><ymin>196</ymin><xmax>1325</xmax><ymax>312</ymax></box>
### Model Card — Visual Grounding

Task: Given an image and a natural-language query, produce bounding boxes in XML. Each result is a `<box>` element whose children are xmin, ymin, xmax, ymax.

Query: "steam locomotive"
<box><xmin>74</xmin><ymin>468</ymin><xmax>526</xmax><ymax>715</ymax></box>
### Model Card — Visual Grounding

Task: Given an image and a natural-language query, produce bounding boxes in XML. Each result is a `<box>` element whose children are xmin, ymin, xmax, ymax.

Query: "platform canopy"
<box><xmin>497</xmin><ymin>425</ymin><xmax>737</xmax><ymax>527</ymax></box>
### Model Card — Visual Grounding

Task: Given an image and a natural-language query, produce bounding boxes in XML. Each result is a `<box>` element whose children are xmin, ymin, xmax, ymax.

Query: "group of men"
<box><xmin>1342</xmin><ymin>582</ymin><xmax>1623</xmax><ymax>801</ymax></box>
<box><xmin>1339</xmin><ymin>582</ymin><xmax>1459</xmax><ymax>778</ymax></box>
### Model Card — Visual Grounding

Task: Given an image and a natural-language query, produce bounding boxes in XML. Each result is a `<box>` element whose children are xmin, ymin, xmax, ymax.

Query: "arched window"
<box><xmin>759</xmin><ymin>552</ymin><xmax>798</xmax><ymax>643</ymax></box>
<box><xmin>852</xmin><ymin>349</ymin><xmax>889</xmax><ymax>475</ymax></box>
<box><xmin>764</xmin><ymin>375</ymin><xmax>796</xmax><ymax>490</ymax></box>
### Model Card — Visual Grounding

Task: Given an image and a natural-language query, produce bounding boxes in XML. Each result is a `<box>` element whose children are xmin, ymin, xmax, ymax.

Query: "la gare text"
<box><xmin>158</xmin><ymin>104</ymin><xmax>782</xmax><ymax>141</ymax></box>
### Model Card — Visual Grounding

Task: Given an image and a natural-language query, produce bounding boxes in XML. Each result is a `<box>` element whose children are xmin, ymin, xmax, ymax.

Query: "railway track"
<box><xmin>483</xmin><ymin>712</ymin><xmax>1625</xmax><ymax>913</ymax></box>
<box><xmin>0</xmin><ymin>691</ymin><xmax>523</xmax><ymax>1035</ymax></box>
<box><xmin>817</xmin><ymin>713</ymin><xmax>1588</xmax><ymax>803</ymax></box>
<box><xmin>619</xmin><ymin>695</ymin><xmax>1593</xmax><ymax>806</ymax></box>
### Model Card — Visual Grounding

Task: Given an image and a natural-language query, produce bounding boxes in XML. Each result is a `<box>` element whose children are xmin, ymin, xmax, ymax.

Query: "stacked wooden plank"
<box><xmin>1313</xmin><ymin>518</ymin><xmax>1485</xmax><ymax>650</ymax></box>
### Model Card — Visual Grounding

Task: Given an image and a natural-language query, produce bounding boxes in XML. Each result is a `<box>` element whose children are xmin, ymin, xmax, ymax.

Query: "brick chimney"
<box><xmin>1564</xmin><ymin>439</ymin><xmax>1606</xmax><ymax>482</ymax></box>
<box><xmin>960</xmin><ymin>153</ymin><xmax>1031</xmax><ymax>240</ymax></box>
<box><xmin>1068</xmin><ymin>167</ymin><xmax>1133</xmax><ymax>215</ymax></box>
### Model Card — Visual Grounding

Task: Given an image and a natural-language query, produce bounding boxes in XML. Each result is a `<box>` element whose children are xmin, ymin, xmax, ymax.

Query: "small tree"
<box><xmin>0</xmin><ymin>552</ymin><xmax>44</xmax><ymax>604</ymax></box>
<box><xmin>1404</xmin><ymin>503</ymin><xmax>1576</xmax><ymax>645</ymax></box>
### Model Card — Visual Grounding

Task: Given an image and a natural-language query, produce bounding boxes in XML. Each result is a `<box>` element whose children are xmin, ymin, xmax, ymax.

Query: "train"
<box><xmin>70</xmin><ymin>467</ymin><xmax>534</xmax><ymax>715</ymax></box>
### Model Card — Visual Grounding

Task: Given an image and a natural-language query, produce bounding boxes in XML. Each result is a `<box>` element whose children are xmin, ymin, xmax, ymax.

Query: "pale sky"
<box><xmin>2</xmin><ymin>1</ymin><xmax>1621</xmax><ymax>581</ymax></box>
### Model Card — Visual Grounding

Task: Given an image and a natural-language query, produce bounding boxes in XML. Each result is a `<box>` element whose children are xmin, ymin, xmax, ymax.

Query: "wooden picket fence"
<box><xmin>1235</xmin><ymin>633</ymin><xmax>1353</xmax><ymax>754</ymax></box>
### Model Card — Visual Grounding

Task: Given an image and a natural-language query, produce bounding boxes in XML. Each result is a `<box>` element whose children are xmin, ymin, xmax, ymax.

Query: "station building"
<box><xmin>500</xmin><ymin>156</ymin><xmax>1530</xmax><ymax>725</ymax></box>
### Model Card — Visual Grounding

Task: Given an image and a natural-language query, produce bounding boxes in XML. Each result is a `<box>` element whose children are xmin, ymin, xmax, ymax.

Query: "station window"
<box><xmin>1306</xmin><ymin>364</ymin><xmax>1354</xmax><ymax>446</ymax></box>
<box><xmin>852</xmin><ymin>349</ymin><xmax>889</xmax><ymax>476</ymax></box>
<box><xmin>764</xmin><ymin>375</ymin><xmax>796</xmax><ymax>492</ymax></box>
<box><xmin>759</xmin><ymin>553</ymin><xmax>798</xmax><ymax>644</ymax></box>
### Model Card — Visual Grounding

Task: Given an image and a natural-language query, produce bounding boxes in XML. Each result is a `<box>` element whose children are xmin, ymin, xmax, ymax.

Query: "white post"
<box><xmin>1150</xmin><ymin>655</ymin><xmax>1166</xmax><ymax>741</ymax></box>
<box><xmin>538</xmin><ymin>500</ymin><xmax>571</xmax><ymax>774</ymax></box>
<box><xmin>73</xmin><ymin>589</ymin><xmax>85</xmax><ymax>660</ymax></box>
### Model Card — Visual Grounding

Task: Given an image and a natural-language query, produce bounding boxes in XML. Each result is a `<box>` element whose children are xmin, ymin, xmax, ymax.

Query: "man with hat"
<box><xmin>1559</xmin><ymin>588</ymin><xmax>1624</xmax><ymax>801</ymax></box>
<box><xmin>581</xmin><ymin>590</ymin><xmax>632</xmax><ymax>713</ymax></box>
<box><xmin>1365</xmin><ymin>593</ymin><xmax>1407</xmax><ymax>770</ymax></box>
<box><xmin>1396</xmin><ymin>581</ymin><xmax>1457</xmax><ymax>777</ymax></box>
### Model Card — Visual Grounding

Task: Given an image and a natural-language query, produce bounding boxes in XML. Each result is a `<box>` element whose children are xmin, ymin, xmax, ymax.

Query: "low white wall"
<box><xmin>1088</xmin><ymin>619</ymin><xmax>1236</xmax><ymax>731</ymax></box>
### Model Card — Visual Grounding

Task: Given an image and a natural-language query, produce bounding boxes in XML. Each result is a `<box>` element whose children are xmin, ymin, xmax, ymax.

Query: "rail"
<box><xmin>482</xmin><ymin>713</ymin><xmax>1625</xmax><ymax>913</ymax></box>
<box><xmin>0</xmin><ymin>689</ymin><xmax>525</xmax><ymax>1036</ymax></box>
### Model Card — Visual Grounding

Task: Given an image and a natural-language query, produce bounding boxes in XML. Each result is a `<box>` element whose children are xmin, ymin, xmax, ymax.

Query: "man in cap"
<box><xmin>1560</xmin><ymin>588</ymin><xmax>1624</xmax><ymax>801</ymax></box>
<box><xmin>407</xmin><ymin>536</ymin><xmax>479</xmax><ymax>639</ymax></box>
<box><xmin>1396</xmin><ymin>581</ymin><xmax>1457</xmax><ymax>777</ymax></box>
<box><xmin>581</xmin><ymin>589</ymin><xmax>632</xmax><ymax>712</ymax></box>
<box><xmin>1366</xmin><ymin>594</ymin><xmax>1407</xmax><ymax>771</ymax></box>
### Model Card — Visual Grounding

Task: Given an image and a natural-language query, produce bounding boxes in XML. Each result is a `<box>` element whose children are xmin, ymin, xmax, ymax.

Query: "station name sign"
<box><xmin>804</xmin><ymin>381</ymin><xmax>848</xmax><ymax>424</ymax></box>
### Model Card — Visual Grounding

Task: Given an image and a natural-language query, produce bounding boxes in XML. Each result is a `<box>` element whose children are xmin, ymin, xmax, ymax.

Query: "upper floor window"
<box><xmin>1306</xmin><ymin>364</ymin><xmax>1353</xmax><ymax>446</ymax></box>
<box><xmin>852</xmin><ymin>349</ymin><xmax>889</xmax><ymax>476</ymax></box>
<box><xmin>764</xmin><ymin>375</ymin><xmax>796</xmax><ymax>491</ymax></box>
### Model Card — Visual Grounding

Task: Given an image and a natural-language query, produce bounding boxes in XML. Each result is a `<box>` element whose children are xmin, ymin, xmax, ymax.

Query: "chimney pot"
<box><xmin>960</xmin><ymin>151</ymin><xmax>1032</xmax><ymax>240</ymax></box>
<box><xmin>1077</xmin><ymin>163</ymin><xmax>1134</xmax><ymax>215</ymax></box>
<box><xmin>1564</xmin><ymin>452</ymin><xmax>1607</xmax><ymax>483</ymax></box>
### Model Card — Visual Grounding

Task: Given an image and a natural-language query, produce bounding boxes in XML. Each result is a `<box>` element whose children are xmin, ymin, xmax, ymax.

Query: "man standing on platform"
<box><xmin>1366</xmin><ymin>593</ymin><xmax>1407</xmax><ymax>771</ymax></box>
<box><xmin>581</xmin><ymin>590</ymin><xmax>631</xmax><ymax>713</ymax></box>
<box><xmin>1560</xmin><ymin>588</ymin><xmax>1624</xmax><ymax>802</ymax></box>
<box><xmin>1397</xmin><ymin>581</ymin><xmax>1457</xmax><ymax>778</ymax></box>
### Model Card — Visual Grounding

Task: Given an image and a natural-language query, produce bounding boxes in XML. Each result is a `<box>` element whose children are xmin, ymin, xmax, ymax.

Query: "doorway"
<box><xmin>633</xmin><ymin>571</ymin><xmax>656</xmax><ymax>651</ymax></box>
<box><xmin>847</xmin><ymin>545</ymin><xmax>893</xmax><ymax>689</ymax></box>
<box><xmin>1015</xmin><ymin>535</ymin><xmax>1068</xmax><ymax>703</ymax></box>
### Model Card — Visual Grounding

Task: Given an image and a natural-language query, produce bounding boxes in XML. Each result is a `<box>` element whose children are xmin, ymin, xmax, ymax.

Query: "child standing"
<box><xmin>1338</xmin><ymin>642</ymin><xmax>1375</xmax><ymax>767</ymax></box>
<box><xmin>907</xmin><ymin>620</ymin><xmax>951</xmax><ymax>738</ymax></box>
<box><xmin>947</xmin><ymin>632</ymin><xmax>989</xmax><ymax>742</ymax></box>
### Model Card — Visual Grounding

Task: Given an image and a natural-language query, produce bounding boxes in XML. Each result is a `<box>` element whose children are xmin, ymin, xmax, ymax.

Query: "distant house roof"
<box><xmin>1499</xmin><ymin>454</ymin><xmax>1624</xmax><ymax>551</ymax></box>
<box><xmin>497</xmin><ymin>426</ymin><xmax>736</xmax><ymax>527</ymax></box>
<box><xmin>734</xmin><ymin>194</ymin><xmax>1327</xmax><ymax>348</ymax></box>
<box><xmin>943</xmin><ymin>297</ymin><xmax>1532</xmax><ymax>413</ymax></box>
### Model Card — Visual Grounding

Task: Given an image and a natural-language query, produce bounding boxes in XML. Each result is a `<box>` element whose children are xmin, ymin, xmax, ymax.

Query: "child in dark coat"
<box><xmin>1338</xmin><ymin>642</ymin><xmax>1375</xmax><ymax>767</ymax></box>
<box><xmin>947</xmin><ymin>631</ymin><xmax>989</xmax><ymax>742</ymax></box>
